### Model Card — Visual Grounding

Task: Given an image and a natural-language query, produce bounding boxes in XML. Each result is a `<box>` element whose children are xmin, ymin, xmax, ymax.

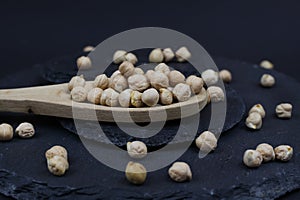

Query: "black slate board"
<box><xmin>0</xmin><ymin>56</ymin><xmax>299</xmax><ymax>200</ymax></box>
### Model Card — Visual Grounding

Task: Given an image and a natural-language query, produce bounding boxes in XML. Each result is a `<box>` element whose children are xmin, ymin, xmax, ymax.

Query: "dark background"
<box><xmin>0</xmin><ymin>0</ymin><xmax>299</xmax><ymax>199</ymax></box>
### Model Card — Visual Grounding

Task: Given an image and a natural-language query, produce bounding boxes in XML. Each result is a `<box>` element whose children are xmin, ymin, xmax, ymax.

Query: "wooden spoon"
<box><xmin>0</xmin><ymin>82</ymin><xmax>208</xmax><ymax>122</ymax></box>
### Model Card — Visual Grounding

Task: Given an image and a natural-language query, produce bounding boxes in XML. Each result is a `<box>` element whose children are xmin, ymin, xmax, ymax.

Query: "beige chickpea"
<box><xmin>243</xmin><ymin>149</ymin><xmax>263</xmax><ymax>168</ymax></box>
<box><xmin>256</xmin><ymin>143</ymin><xmax>275</xmax><ymax>162</ymax></box>
<box><xmin>145</xmin><ymin>70</ymin><xmax>155</xmax><ymax>81</ymax></box>
<box><xmin>47</xmin><ymin>155</ymin><xmax>69</xmax><ymax>176</ymax></box>
<box><xmin>0</xmin><ymin>123</ymin><xmax>13</xmax><ymax>141</ymax></box>
<box><xmin>109</xmin><ymin>74</ymin><xmax>128</xmax><ymax>93</ymax></box>
<box><xmin>83</xmin><ymin>45</ymin><xmax>95</xmax><ymax>52</ymax></box>
<box><xmin>45</xmin><ymin>145</ymin><xmax>68</xmax><ymax>160</ymax></box>
<box><xmin>118</xmin><ymin>89</ymin><xmax>132</xmax><ymax>108</ymax></box>
<box><xmin>274</xmin><ymin>145</ymin><xmax>293</xmax><ymax>161</ymax></box>
<box><xmin>130</xmin><ymin>91</ymin><xmax>143</xmax><ymax>107</ymax></box>
<box><xmin>168</xmin><ymin>70</ymin><xmax>185</xmax><ymax>87</ymax></box>
<box><xmin>71</xmin><ymin>86</ymin><xmax>87</xmax><ymax>102</ymax></box>
<box><xmin>186</xmin><ymin>75</ymin><xmax>204</xmax><ymax>94</ymax></box>
<box><xmin>173</xmin><ymin>83</ymin><xmax>191</xmax><ymax>102</ymax></box>
<box><xmin>125</xmin><ymin>161</ymin><xmax>147</xmax><ymax>185</ymax></box>
<box><xmin>142</xmin><ymin>88</ymin><xmax>159</xmax><ymax>107</ymax></box>
<box><xmin>163</xmin><ymin>48</ymin><xmax>175</xmax><ymax>62</ymax></box>
<box><xmin>128</xmin><ymin>74</ymin><xmax>150</xmax><ymax>92</ymax></box>
<box><xmin>127</xmin><ymin>141</ymin><xmax>148</xmax><ymax>159</ymax></box>
<box><xmin>68</xmin><ymin>75</ymin><xmax>86</xmax><ymax>91</ymax></box>
<box><xmin>260</xmin><ymin>60</ymin><xmax>274</xmax><ymax>69</ymax></box>
<box><xmin>168</xmin><ymin>162</ymin><xmax>192</xmax><ymax>182</ymax></box>
<box><xmin>76</xmin><ymin>56</ymin><xmax>92</xmax><ymax>70</ymax></box>
<box><xmin>149</xmin><ymin>48</ymin><xmax>164</xmax><ymax>63</ymax></box>
<box><xmin>100</xmin><ymin>88</ymin><xmax>120</xmax><ymax>107</ymax></box>
<box><xmin>154</xmin><ymin>63</ymin><xmax>170</xmax><ymax>76</ymax></box>
<box><xmin>175</xmin><ymin>46</ymin><xmax>191</xmax><ymax>62</ymax></box>
<box><xmin>110</xmin><ymin>70</ymin><xmax>121</xmax><ymax>80</ymax></box>
<box><xmin>113</xmin><ymin>50</ymin><xmax>127</xmax><ymax>64</ymax></box>
<box><xmin>134</xmin><ymin>67</ymin><xmax>144</xmax><ymax>75</ymax></box>
<box><xmin>207</xmin><ymin>86</ymin><xmax>225</xmax><ymax>103</ymax></box>
<box><xmin>87</xmin><ymin>88</ymin><xmax>103</xmax><ymax>104</ymax></box>
<box><xmin>201</xmin><ymin>69</ymin><xmax>219</xmax><ymax>86</ymax></box>
<box><xmin>219</xmin><ymin>69</ymin><xmax>232</xmax><ymax>83</ymax></box>
<box><xmin>119</xmin><ymin>61</ymin><xmax>135</xmax><ymax>78</ymax></box>
<box><xmin>276</xmin><ymin>103</ymin><xmax>292</xmax><ymax>118</ymax></box>
<box><xmin>260</xmin><ymin>74</ymin><xmax>275</xmax><ymax>87</ymax></box>
<box><xmin>245</xmin><ymin>112</ymin><xmax>262</xmax><ymax>130</ymax></box>
<box><xmin>84</xmin><ymin>82</ymin><xmax>95</xmax><ymax>92</ymax></box>
<box><xmin>15</xmin><ymin>122</ymin><xmax>35</xmax><ymax>138</ymax></box>
<box><xmin>159</xmin><ymin>88</ymin><xmax>173</xmax><ymax>105</ymax></box>
<box><xmin>195</xmin><ymin>131</ymin><xmax>217</xmax><ymax>154</ymax></box>
<box><xmin>149</xmin><ymin>71</ymin><xmax>169</xmax><ymax>89</ymax></box>
<box><xmin>249</xmin><ymin>104</ymin><xmax>266</xmax><ymax>118</ymax></box>
<box><xmin>94</xmin><ymin>74</ymin><xmax>109</xmax><ymax>90</ymax></box>
<box><xmin>125</xmin><ymin>53</ymin><xmax>138</xmax><ymax>65</ymax></box>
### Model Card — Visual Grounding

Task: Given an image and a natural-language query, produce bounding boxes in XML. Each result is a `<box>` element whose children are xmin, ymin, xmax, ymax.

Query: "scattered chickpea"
<box><xmin>245</xmin><ymin>112</ymin><xmax>262</xmax><ymax>130</ymax></box>
<box><xmin>118</xmin><ymin>89</ymin><xmax>132</xmax><ymax>108</ymax></box>
<box><xmin>45</xmin><ymin>145</ymin><xmax>68</xmax><ymax>160</ymax></box>
<box><xmin>163</xmin><ymin>48</ymin><xmax>175</xmax><ymax>62</ymax></box>
<box><xmin>195</xmin><ymin>131</ymin><xmax>217</xmax><ymax>154</ymax></box>
<box><xmin>243</xmin><ymin>149</ymin><xmax>263</xmax><ymax>168</ymax></box>
<box><xmin>125</xmin><ymin>53</ymin><xmax>138</xmax><ymax>65</ymax></box>
<box><xmin>109</xmin><ymin>74</ymin><xmax>128</xmax><ymax>93</ymax></box>
<box><xmin>256</xmin><ymin>143</ymin><xmax>275</xmax><ymax>162</ymax></box>
<box><xmin>274</xmin><ymin>145</ymin><xmax>293</xmax><ymax>161</ymax></box>
<box><xmin>175</xmin><ymin>46</ymin><xmax>191</xmax><ymax>62</ymax></box>
<box><xmin>83</xmin><ymin>45</ymin><xmax>95</xmax><ymax>52</ymax></box>
<box><xmin>125</xmin><ymin>161</ymin><xmax>147</xmax><ymax>185</ymax></box>
<box><xmin>149</xmin><ymin>48</ymin><xmax>164</xmax><ymax>63</ymax></box>
<box><xmin>119</xmin><ymin>61</ymin><xmax>135</xmax><ymax>78</ymax></box>
<box><xmin>134</xmin><ymin>67</ymin><xmax>144</xmax><ymax>75</ymax></box>
<box><xmin>207</xmin><ymin>86</ymin><xmax>225</xmax><ymax>103</ymax></box>
<box><xmin>173</xmin><ymin>83</ymin><xmax>191</xmax><ymax>102</ymax></box>
<box><xmin>149</xmin><ymin>71</ymin><xmax>169</xmax><ymax>90</ymax></box>
<box><xmin>76</xmin><ymin>56</ymin><xmax>92</xmax><ymax>70</ymax></box>
<box><xmin>113</xmin><ymin>50</ymin><xmax>127</xmax><ymax>64</ymax></box>
<box><xmin>260</xmin><ymin>60</ymin><xmax>274</xmax><ymax>69</ymax></box>
<box><xmin>130</xmin><ymin>91</ymin><xmax>143</xmax><ymax>107</ymax></box>
<box><xmin>15</xmin><ymin>122</ymin><xmax>35</xmax><ymax>138</ymax></box>
<box><xmin>142</xmin><ymin>88</ymin><xmax>159</xmax><ymax>107</ymax></box>
<box><xmin>71</xmin><ymin>86</ymin><xmax>87</xmax><ymax>102</ymax></box>
<box><xmin>68</xmin><ymin>75</ymin><xmax>85</xmax><ymax>91</ymax></box>
<box><xmin>168</xmin><ymin>162</ymin><xmax>192</xmax><ymax>182</ymax></box>
<box><xmin>94</xmin><ymin>74</ymin><xmax>109</xmax><ymax>90</ymax></box>
<box><xmin>201</xmin><ymin>69</ymin><xmax>219</xmax><ymax>86</ymax></box>
<box><xmin>0</xmin><ymin>123</ymin><xmax>13</xmax><ymax>141</ymax></box>
<box><xmin>47</xmin><ymin>155</ymin><xmax>69</xmax><ymax>176</ymax></box>
<box><xmin>168</xmin><ymin>70</ymin><xmax>186</xmax><ymax>87</ymax></box>
<box><xmin>249</xmin><ymin>104</ymin><xmax>266</xmax><ymax>118</ymax></box>
<box><xmin>219</xmin><ymin>69</ymin><xmax>232</xmax><ymax>83</ymax></box>
<box><xmin>87</xmin><ymin>88</ymin><xmax>103</xmax><ymax>104</ymax></box>
<box><xmin>100</xmin><ymin>88</ymin><xmax>120</xmax><ymax>107</ymax></box>
<box><xmin>127</xmin><ymin>141</ymin><xmax>148</xmax><ymax>159</ymax></box>
<box><xmin>159</xmin><ymin>88</ymin><xmax>173</xmax><ymax>105</ymax></box>
<box><xmin>186</xmin><ymin>75</ymin><xmax>203</xmax><ymax>94</ymax></box>
<box><xmin>154</xmin><ymin>63</ymin><xmax>170</xmax><ymax>76</ymax></box>
<box><xmin>128</xmin><ymin>74</ymin><xmax>150</xmax><ymax>92</ymax></box>
<box><xmin>276</xmin><ymin>103</ymin><xmax>292</xmax><ymax>119</ymax></box>
<box><xmin>260</xmin><ymin>74</ymin><xmax>275</xmax><ymax>87</ymax></box>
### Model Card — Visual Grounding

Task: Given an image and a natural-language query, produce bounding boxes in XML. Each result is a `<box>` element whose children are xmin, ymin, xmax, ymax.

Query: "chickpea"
<box><xmin>195</xmin><ymin>131</ymin><xmax>217</xmax><ymax>153</ymax></box>
<box><xmin>168</xmin><ymin>162</ymin><xmax>192</xmax><ymax>182</ymax></box>
<box><xmin>142</xmin><ymin>88</ymin><xmax>159</xmax><ymax>107</ymax></box>
<box><xmin>130</xmin><ymin>91</ymin><xmax>143</xmax><ymax>107</ymax></box>
<box><xmin>125</xmin><ymin>53</ymin><xmax>138</xmax><ymax>65</ymax></box>
<box><xmin>256</xmin><ymin>143</ymin><xmax>275</xmax><ymax>162</ymax></box>
<box><xmin>15</xmin><ymin>122</ymin><xmax>35</xmax><ymax>138</ymax></box>
<box><xmin>260</xmin><ymin>74</ymin><xmax>275</xmax><ymax>87</ymax></box>
<box><xmin>168</xmin><ymin>70</ymin><xmax>185</xmax><ymax>87</ymax></box>
<box><xmin>134</xmin><ymin>67</ymin><xmax>144</xmax><ymax>75</ymax></box>
<box><xmin>245</xmin><ymin>112</ymin><xmax>262</xmax><ymax>130</ymax></box>
<box><xmin>100</xmin><ymin>88</ymin><xmax>120</xmax><ymax>107</ymax></box>
<box><xmin>110</xmin><ymin>70</ymin><xmax>121</xmax><ymax>80</ymax></box>
<box><xmin>84</xmin><ymin>82</ymin><xmax>95</xmax><ymax>92</ymax></box>
<box><xmin>201</xmin><ymin>69</ymin><xmax>219</xmax><ymax>86</ymax></box>
<box><xmin>71</xmin><ymin>86</ymin><xmax>87</xmax><ymax>102</ymax></box>
<box><xmin>128</xmin><ymin>74</ymin><xmax>150</xmax><ymax>92</ymax></box>
<box><xmin>149</xmin><ymin>48</ymin><xmax>164</xmax><ymax>63</ymax></box>
<box><xmin>119</xmin><ymin>61</ymin><xmax>135</xmax><ymax>78</ymax></box>
<box><xmin>249</xmin><ymin>104</ymin><xmax>266</xmax><ymax>118</ymax></box>
<box><xmin>276</xmin><ymin>103</ymin><xmax>292</xmax><ymax>118</ymax></box>
<box><xmin>76</xmin><ymin>56</ymin><xmax>92</xmax><ymax>70</ymax></box>
<box><xmin>118</xmin><ymin>89</ymin><xmax>132</xmax><ymax>108</ymax></box>
<box><xmin>127</xmin><ymin>141</ymin><xmax>147</xmax><ymax>159</ymax></box>
<box><xmin>159</xmin><ymin>88</ymin><xmax>173</xmax><ymax>105</ymax></box>
<box><xmin>94</xmin><ymin>74</ymin><xmax>109</xmax><ymax>90</ymax></box>
<box><xmin>163</xmin><ymin>48</ymin><xmax>175</xmax><ymax>62</ymax></box>
<box><xmin>109</xmin><ymin>74</ymin><xmax>128</xmax><ymax>93</ymax></box>
<box><xmin>113</xmin><ymin>50</ymin><xmax>127</xmax><ymax>64</ymax></box>
<box><xmin>175</xmin><ymin>46</ymin><xmax>191</xmax><ymax>62</ymax></box>
<box><xmin>260</xmin><ymin>60</ymin><xmax>274</xmax><ymax>69</ymax></box>
<box><xmin>154</xmin><ymin>63</ymin><xmax>170</xmax><ymax>76</ymax></box>
<box><xmin>186</xmin><ymin>75</ymin><xmax>203</xmax><ymax>94</ymax></box>
<box><xmin>149</xmin><ymin>71</ymin><xmax>169</xmax><ymax>89</ymax></box>
<box><xmin>207</xmin><ymin>86</ymin><xmax>225</xmax><ymax>103</ymax></box>
<box><xmin>145</xmin><ymin>70</ymin><xmax>155</xmax><ymax>81</ymax></box>
<box><xmin>173</xmin><ymin>83</ymin><xmax>191</xmax><ymax>102</ymax></box>
<box><xmin>83</xmin><ymin>45</ymin><xmax>95</xmax><ymax>52</ymax></box>
<box><xmin>125</xmin><ymin>161</ymin><xmax>147</xmax><ymax>185</ymax></box>
<box><xmin>219</xmin><ymin>69</ymin><xmax>232</xmax><ymax>83</ymax></box>
<box><xmin>45</xmin><ymin>145</ymin><xmax>68</xmax><ymax>160</ymax></box>
<box><xmin>0</xmin><ymin>123</ymin><xmax>13</xmax><ymax>141</ymax></box>
<box><xmin>243</xmin><ymin>149</ymin><xmax>263</xmax><ymax>168</ymax></box>
<box><xmin>47</xmin><ymin>155</ymin><xmax>69</xmax><ymax>176</ymax></box>
<box><xmin>68</xmin><ymin>75</ymin><xmax>85</xmax><ymax>91</ymax></box>
<box><xmin>87</xmin><ymin>88</ymin><xmax>103</xmax><ymax>104</ymax></box>
<box><xmin>274</xmin><ymin>145</ymin><xmax>293</xmax><ymax>161</ymax></box>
